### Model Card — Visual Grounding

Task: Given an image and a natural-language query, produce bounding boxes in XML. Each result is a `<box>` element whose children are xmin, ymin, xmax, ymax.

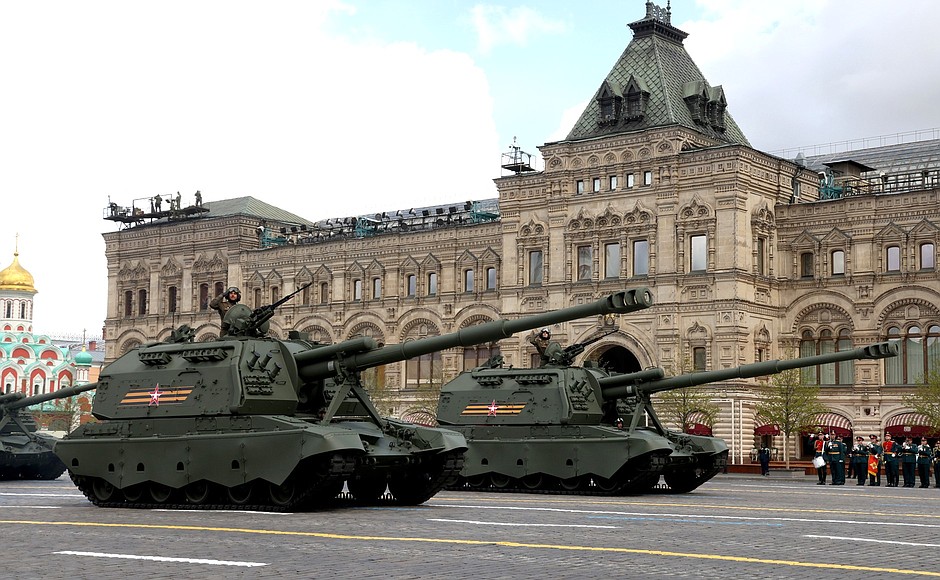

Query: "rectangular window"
<box><xmin>643</xmin><ymin>170</ymin><xmax>652</xmax><ymax>186</ymax></box>
<box><xmin>832</xmin><ymin>250</ymin><xmax>845</xmax><ymax>275</ymax></box>
<box><xmin>486</xmin><ymin>267</ymin><xmax>497</xmax><ymax>290</ymax></box>
<box><xmin>199</xmin><ymin>284</ymin><xmax>209</xmax><ymax>311</ymax></box>
<box><xmin>921</xmin><ymin>243</ymin><xmax>935</xmax><ymax>270</ymax></box>
<box><xmin>138</xmin><ymin>289</ymin><xmax>147</xmax><ymax>316</ymax></box>
<box><xmin>464</xmin><ymin>269</ymin><xmax>474</xmax><ymax>292</ymax></box>
<box><xmin>592</xmin><ymin>178</ymin><xmax>601</xmax><ymax>193</ymax></box>
<box><xmin>529</xmin><ymin>250</ymin><xmax>543</xmax><ymax>285</ymax></box>
<box><xmin>886</xmin><ymin>245</ymin><xmax>900</xmax><ymax>271</ymax></box>
<box><xmin>690</xmin><ymin>235</ymin><xmax>707</xmax><ymax>272</ymax></box>
<box><xmin>407</xmin><ymin>275</ymin><xmax>416</xmax><ymax>297</ymax></box>
<box><xmin>124</xmin><ymin>290</ymin><xmax>133</xmax><ymax>317</ymax></box>
<box><xmin>577</xmin><ymin>246</ymin><xmax>592</xmax><ymax>281</ymax></box>
<box><xmin>271</xmin><ymin>286</ymin><xmax>280</xmax><ymax>304</ymax></box>
<box><xmin>604</xmin><ymin>243</ymin><xmax>620</xmax><ymax>278</ymax></box>
<box><xmin>626</xmin><ymin>173</ymin><xmax>635</xmax><ymax>188</ymax></box>
<box><xmin>633</xmin><ymin>240</ymin><xmax>649</xmax><ymax>276</ymax></box>
<box><xmin>428</xmin><ymin>272</ymin><xmax>438</xmax><ymax>296</ymax></box>
<box><xmin>372</xmin><ymin>277</ymin><xmax>382</xmax><ymax>299</ymax></box>
<box><xmin>693</xmin><ymin>347</ymin><xmax>706</xmax><ymax>371</ymax></box>
<box><xmin>354</xmin><ymin>279</ymin><xmax>362</xmax><ymax>300</ymax></box>
<box><xmin>756</xmin><ymin>237</ymin><xmax>766</xmax><ymax>275</ymax></box>
<box><xmin>609</xmin><ymin>175</ymin><xmax>618</xmax><ymax>190</ymax></box>
<box><xmin>168</xmin><ymin>286</ymin><xmax>177</xmax><ymax>313</ymax></box>
<box><xmin>576</xmin><ymin>180</ymin><xmax>584</xmax><ymax>194</ymax></box>
<box><xmin>800</xmin><ymin>252</ymin><xmax>814</xmax><ymax>278</ymax></box>
<box><xmin>320</xmin><ymin>282</ymin><xmax>329</xmax><ymax>304</ymax></box>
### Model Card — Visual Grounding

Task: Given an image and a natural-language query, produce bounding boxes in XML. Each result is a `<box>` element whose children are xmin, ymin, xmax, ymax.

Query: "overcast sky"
<box><xmin>2</xmin><ymin>0</ymin><xmax>939</xmax><ymax>338</ymax></box>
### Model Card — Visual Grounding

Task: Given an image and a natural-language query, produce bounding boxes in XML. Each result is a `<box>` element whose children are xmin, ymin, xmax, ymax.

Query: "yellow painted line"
<box><xmin>433</xmin><ymin>495</ymin><xmax>940</xmax><ymax>520</ymax></box>
<box><xmin>0</xmin><ymin>519</ymin><xmax>938</xmax><ymax>576</ymax></box>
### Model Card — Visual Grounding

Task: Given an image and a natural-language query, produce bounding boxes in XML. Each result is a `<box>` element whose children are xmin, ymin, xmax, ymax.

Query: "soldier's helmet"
<box><xmin>226</xmin><ymin>287</ymin><xmax>241</xmax><ymax>302</ymax></box>
<box><xmin>539</xmin><ymin>327</ymin><xmax>550</xmax><ymax>339</ymax></box>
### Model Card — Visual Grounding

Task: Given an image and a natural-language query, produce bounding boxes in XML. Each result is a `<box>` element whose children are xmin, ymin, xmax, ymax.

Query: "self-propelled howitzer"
<box><xmin>596</xmin><ymin>342</ymin><xmax>899</xmax><ymax>493</ymax></box>
<box><xmin>438</xmin><ymin>341</ymin><xmax>897</xmax><ymax>495</ymax></box>
<box><xmin>55</xmin><ymin>288</ymin><xmax>651</xmax><ymax>511</ymax></box>
<box><xmin>0</xmin><ymin>383</ymin><xmax>96</xmax><ymax>480</ymax></box>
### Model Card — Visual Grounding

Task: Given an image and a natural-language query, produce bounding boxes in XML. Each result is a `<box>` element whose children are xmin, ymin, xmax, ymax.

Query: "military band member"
<box><xmin>852</xmin><ymin>436</ymin><xmax>868</xmax><ymax>485</ymax></box>
<box><xmin>901</xmin><ymin>436</ymin><xmax>917</xmax><ymax>487</ymax></box>
<box><xmin>813</xmin><ymin>433</ymin><xmax>828</xmax><ymax>485</ymax></box>
<box><xmin>826</xmin><ymin>435</ymin><xmax>846</xmax><ymax>485</ymax></box>
<box><xmin>883</xmin><ymin>434</ymin><xmax>900</xmax><ymax>487</ymax></box>
<box><xmin>933</xmin><ymin>441</ymin><xmax>940</xmax><ymax>488</ymax></box>
<box><xmin>917</xmin><ymin>437</ymin><xmax>933</xmax><ymax>488</ymax></box>
<box><xmin>868</xmin><ymin>434</ymin><xmax>882</xmax><ymax>486</ymax></box>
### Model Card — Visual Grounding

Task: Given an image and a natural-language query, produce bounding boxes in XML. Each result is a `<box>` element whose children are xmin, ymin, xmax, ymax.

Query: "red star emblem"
<box><xmin>487</xmin><ymin>400</ymin><xmax>499</xmax><ymax>416</ymax></box>
<box><xmin>149</xmin><ymin>384</ymin><xmax>162</xmax><ymax>406</ymax></box>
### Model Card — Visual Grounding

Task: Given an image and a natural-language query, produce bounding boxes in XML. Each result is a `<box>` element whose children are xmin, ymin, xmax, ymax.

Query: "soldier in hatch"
<box><xmin>210</xmin><ymin>286</ymin><xmax>241</xmax><ymax>335</ymax></box>
<box><xmin>528</xmin><ymin>327</ymin><xmax>564</xmax><ymax>366</ymax></box>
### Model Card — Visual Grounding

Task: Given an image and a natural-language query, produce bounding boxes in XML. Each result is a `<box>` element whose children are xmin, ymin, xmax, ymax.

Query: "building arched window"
<box><xmin>886</xmin><ymin>325</ymin><xmax>940</xmax><ymax>384</ymax></box>
<box><xmin>800</xmin><ymin>329</ymin><xmax>854</xmax><ymax>385</ymax></box>
<box><xmin>167</xmin><ymin>286</ymin><xmax>178</xmax><ymax>313</ymax></box>
<box><xmin>831</xmin><ymin>250</ymin><xmax>845</xmax><ymax>275</ymax></box>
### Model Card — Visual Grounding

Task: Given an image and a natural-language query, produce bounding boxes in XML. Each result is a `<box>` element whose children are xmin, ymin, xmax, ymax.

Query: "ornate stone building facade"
<box><xmin>100</xmin><ymin>4</ymin><xmax>940</xmax><ymax>464</ymax></box>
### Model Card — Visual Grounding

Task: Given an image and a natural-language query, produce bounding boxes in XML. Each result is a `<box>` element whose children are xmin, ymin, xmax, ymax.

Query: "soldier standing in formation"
<box><xmin>917</xmin><ymin>437</ymin><xmax>933</xmax><ymax>488</ymax></box>
<box><xmin>851</xmin><ymin>436</ymin><xmax>868</xmax><ymax>485</ymax></box>
<box><xmin>883</xmin><ymin>433</ymin><xmax>900</xmax><ymax>487</ymax></box>
<box><xmin>933</xmin><ymin>441</ymin><xmax>940</xmax><ymax>488</ymax></box>
<box><xmin>826</xmin><ymin>435</ymin><xmax>846</xmax><ymax>485</ymax></box>
<box><xmin>813</xmin><ymin>433</ymin><xmax>828</xmax><ymax>485</ymax></box>
<box><xmin>868</xmin><ymin>434</ymin><xmax>882</xmax><ymax>486</ymax></box>
<box><xmin>900</xmin><ymin>436</ymin><xmax>917</xmax><ymax>487</ymax></box>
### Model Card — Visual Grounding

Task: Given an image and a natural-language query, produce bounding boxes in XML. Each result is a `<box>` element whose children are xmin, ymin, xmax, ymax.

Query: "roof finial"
<box><xmin>14</xmin><ymin>233</ymin><xmax>19</xmax><ymax>257</ymax></box>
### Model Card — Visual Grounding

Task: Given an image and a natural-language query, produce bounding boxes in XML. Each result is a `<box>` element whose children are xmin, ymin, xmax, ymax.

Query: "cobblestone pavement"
<box><xmin>3</xmin><ymin>473</ymin><xmax>940</xmax><ymax>579</ymax></box>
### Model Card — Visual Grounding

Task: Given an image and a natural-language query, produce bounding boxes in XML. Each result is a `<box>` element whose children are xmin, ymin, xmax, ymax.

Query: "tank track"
<box><xmin>69</xmin><ymin>450</ymin><xmax>465</xmax><ymax>511</ymax></box>
<box><xmin>70</xmin><ymin>452</ymin><xmax>358</xmax><ymax>513</ymax></box>
<box><xmin>0</xmin><ymin>453</ymin><xmax>67</xmax><ymax>481</ymax></box>
<box><xmin>446</xmin><ymin>453</ymin><xmax>668</xmax><ymax>496</ymax></box>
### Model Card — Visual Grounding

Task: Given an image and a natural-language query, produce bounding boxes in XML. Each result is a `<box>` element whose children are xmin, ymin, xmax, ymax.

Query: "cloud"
<box><xmin>0</xmin><ymin>1</ymin><xmax>501</xmax><ymax>336</ymax></box>
<box><xmin>681</xmin><ymin>0</ymin><xmax>940</xmax><ymax>152</ymax></box>
<box><xmin>470</xmin><ymin>4</ymin><xmax>567</xmax><ymax>55</ymax></box>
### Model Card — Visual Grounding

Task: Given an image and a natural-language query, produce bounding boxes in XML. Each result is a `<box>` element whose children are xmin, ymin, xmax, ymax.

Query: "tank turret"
<box><xmin>56</xmin><ymin>288</ymin><xmax>652</xmax><ymax>511</ymax></box>
<box><xmin>438</xmin><ymin>341</ymin><xmax>898</xmax><ymax>495</ymax></box>
<box><xmin>0</xmin><ymin>383</ymin><xmax>96</xmax><ymax>480</ymax></box>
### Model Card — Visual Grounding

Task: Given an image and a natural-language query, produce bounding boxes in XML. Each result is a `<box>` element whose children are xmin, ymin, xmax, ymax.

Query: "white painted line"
<box><xmin>0</xmin><ymin>492</ymin><xmax>82</xmax><ymax>497</ymax></box>
<box><xmin>150</xmin><ymin>509</ymin><xmax>292</xmax><ymax>515</ymax></box>
<box><xmin>428</xmin><ymin>518</ymin><xmax>617</xmax><ymax>529</ymax></box>
<box><xmin>55</xmin><ymin>551</ymin><xmax>267</xmax><ymax>567</ymax></box>
<box><xmin>0</xmin><ymin>506</ymin><xmax>60</xmax><ymax>509</ymax></box>
<box><xmin>434</xmin><ymin>503</ymin><xmax>940</xmax><ymax>529</ymax></box>
<box><xmin>805</xmin><ymin>535</ymin><xmax>940</xmax><ymax>547</ymax></box>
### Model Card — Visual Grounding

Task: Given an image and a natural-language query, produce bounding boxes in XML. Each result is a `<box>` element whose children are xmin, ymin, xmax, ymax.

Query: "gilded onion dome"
<box><xmin>0</xmin><ymin>252</ymin><xmax>37</xmax><ymax>294</ymax></box>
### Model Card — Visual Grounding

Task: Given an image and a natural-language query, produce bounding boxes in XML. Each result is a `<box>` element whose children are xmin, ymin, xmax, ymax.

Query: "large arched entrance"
<box><xmin>594</xmin><ymin>345</ymin><xmax>642</xmax><ymax>374</ymax></box>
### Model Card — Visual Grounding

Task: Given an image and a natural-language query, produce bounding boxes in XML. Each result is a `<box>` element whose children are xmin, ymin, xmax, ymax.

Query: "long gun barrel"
<box><xmin>601</xmin><ymin>342</ymin><xmax>898</xmax><ymax>399</ymax></box>
<box><xmin>299</xmin><ymin>288</ymin><xmax>653</xmax><ymax>381</ymax></box>
<box><xmin>0</xmin><ymin>383</ymin><xmax>97</xmax><ymax>412</ymax></box>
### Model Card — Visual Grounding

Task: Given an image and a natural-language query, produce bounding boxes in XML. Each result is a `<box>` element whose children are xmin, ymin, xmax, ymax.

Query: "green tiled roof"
<box><xmin>202</xmin><ymin>197</ymin><xmax>315</xmax><ymax>226</ymax></box>
<box><xmin>563</xmin><ymin>9</ymin><xmax>749</xmax><ymax>146</ymax></box>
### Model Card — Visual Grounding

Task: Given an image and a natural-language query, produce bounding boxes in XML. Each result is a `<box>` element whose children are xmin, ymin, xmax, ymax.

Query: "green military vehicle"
<box><xmin>438</xmin><ymin>341</ymin><xmax>898</xmax><ymax>494</ymax></box>
<box><xmin>55</xmin><ymin>287</ymin><xmax>652</xmax><ymax>510</ymax></box>
<box><xmin>0</xmin><ymin>383</ymin><xmax>96</xmax><ymax>480</ymax></box>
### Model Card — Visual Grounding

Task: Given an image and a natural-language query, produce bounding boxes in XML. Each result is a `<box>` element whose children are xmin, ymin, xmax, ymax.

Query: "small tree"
<box><xmin>902</xmin><ymin>370</ymin><xmax>940</xmax><ymax>432</ymax></box>
<box><xmin>655</xmin><ymin>356</ymin><xmax>720</xmax><ymax>434</ymax></box>
<box><xmin>754</xmin><ymin>366</ymin><xmax>828</xmax><ymax>469</ymax></box>
<box><xmin>656</xmin><ymin>387</ymin><xmax>721</xmax><ymax>434</ymax></box>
